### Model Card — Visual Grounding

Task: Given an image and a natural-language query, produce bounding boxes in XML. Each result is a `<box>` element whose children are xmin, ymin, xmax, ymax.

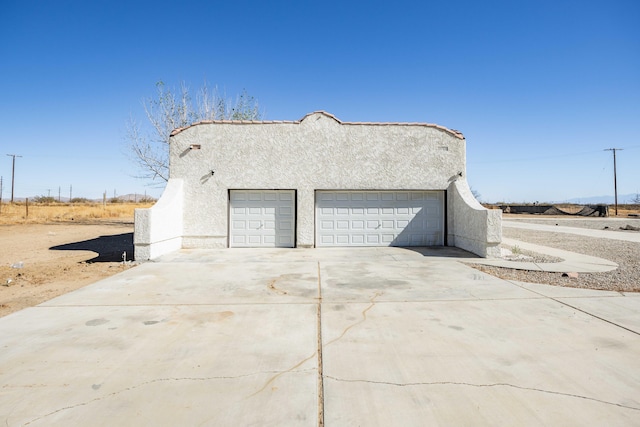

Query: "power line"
<box><xmin>470</xmin><ymin>144</ymin><xmax>640</xmax><ymax>166</ymax></box>
<box><xmin>605</xmin><ymin>148</ymin><xmax>623</xmax><ymax>215</ymax></box>
<box><xmin>6</xmin><ymin>154</ymin><xmax>22</xmax><ymax>203</ymax></box>
<box><xmin>468</xmin><ymin>148</ymin><xmax>605</xmax><ymax>165</ymax></box>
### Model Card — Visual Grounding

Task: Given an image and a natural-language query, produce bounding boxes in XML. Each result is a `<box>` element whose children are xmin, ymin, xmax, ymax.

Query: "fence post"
<box><xmin>26</xmin><ymin>198</ymin><xmax>29</xmax><ymax>219</ymax></box>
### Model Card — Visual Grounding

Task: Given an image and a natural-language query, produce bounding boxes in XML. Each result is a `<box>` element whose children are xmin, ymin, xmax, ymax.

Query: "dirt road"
<box><xmin>0</xmin><ymin>220</ymin><xmax>136</xmax><ymax>317</ymax></box>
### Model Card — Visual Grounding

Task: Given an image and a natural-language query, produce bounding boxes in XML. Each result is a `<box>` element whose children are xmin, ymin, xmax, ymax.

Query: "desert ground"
<box><xmin>0</xmin><ymin>203</ymin><xmax>150</xmax><ymax>317</ymax></box>
<box><xmin>1</xmin><ymin>204</ymin><xmax>638</xmax><ymax>318</ymax></box>
<box><xmin>0</xmin><ymin>220</ymin><xmax>135</xmax><ymax>317</ymax></box>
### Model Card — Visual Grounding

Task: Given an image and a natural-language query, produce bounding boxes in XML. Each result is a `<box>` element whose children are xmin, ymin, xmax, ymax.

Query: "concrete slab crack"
<box><xmin>324</xmin><ymin>292</ymin><xmax>383</xmax><ymax>347</ymax></box>
<box><xmin>248</xmin><ymin>353</ymin><xmax>317</xmax><ymax>397</ymax></box>
<box><xmin>323</xmin><ymin>375</ymin><xmax>640</xmax><ymax>412</ymax></box>
<box><xmin>267</xmin><ymin>276</ymin><xmax>288</xmax><ymax>295</ymax></box>
<box><xmin>20</xmin><ymin>370</ymin><xmax>313</xmax><ymax>426</ymax></box>
<box><xmin>249</xmin><ymin>263</ymin><xmax>326</xmax><ymax>407</ymax></box>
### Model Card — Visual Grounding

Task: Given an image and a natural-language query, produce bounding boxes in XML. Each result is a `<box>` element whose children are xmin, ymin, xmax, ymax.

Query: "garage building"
<box><xmin>134</xmin><ymin>111</ymin><xmax>501</xmax><ymax>259</ymax></box>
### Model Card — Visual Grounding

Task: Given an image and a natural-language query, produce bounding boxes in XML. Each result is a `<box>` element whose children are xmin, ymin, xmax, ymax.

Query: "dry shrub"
<box><xmin>0</xmin><ymin>202</ymin><xmax>155</xmax><ymax>224</ymax></box>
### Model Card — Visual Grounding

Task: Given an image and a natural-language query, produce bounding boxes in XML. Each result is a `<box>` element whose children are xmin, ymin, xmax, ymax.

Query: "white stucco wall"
<box><xmin>448</xmin><ymin>178</ymin><xmax>502</xmax><ymax>257</ymax></box>
<box><xmin>133</xmin><ymin>179</ymin><xmax>184</xmax><ymax>260</ymax></box>
<box><xmin>168</xmin><ymin>112</ymin><xmax>466</xmax><ymax>248</ymax></box>
<box><xmin>134</xmin><ymin>111</ymin><xmax>502</xmax><ymax>259</ymax></box>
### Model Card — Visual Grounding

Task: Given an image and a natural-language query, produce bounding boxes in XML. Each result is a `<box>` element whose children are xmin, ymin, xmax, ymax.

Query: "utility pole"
<box><xmin>6</xmin><ymin>154</ymin><xmax>22</xmax><ymax>203</ymax></box>
<box><xmin>605</xmin><ymin>148</ymin><xmax>623</xmax><ymax>215</ymax></box>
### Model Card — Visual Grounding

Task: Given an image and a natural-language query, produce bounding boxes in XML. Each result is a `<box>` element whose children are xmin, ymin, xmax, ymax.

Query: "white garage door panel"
<box><xmin>316</xmin><ymin>191</ymin><xmax>443</xmax><ymax>247</ymax></box>
<box><xmin>229</xmin><ymin>190</ymin><xmax>295</xmax><ymax>248</ymax></box>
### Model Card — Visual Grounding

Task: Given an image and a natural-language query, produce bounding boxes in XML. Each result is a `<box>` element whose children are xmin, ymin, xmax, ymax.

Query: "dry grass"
<box><xmin>615</xmin><ymin>205</ymin><xmax>640</xmax><ymax>216</ymax></box>
<box><xmin>0</xmin><ymin>202</ymin><xmax>155</xmax><ymax>224</ymax></box>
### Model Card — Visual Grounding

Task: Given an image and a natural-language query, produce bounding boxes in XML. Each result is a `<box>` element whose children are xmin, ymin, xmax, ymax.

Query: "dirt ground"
<box><xmin>0</xmin><ymin>219</ymin><xmax>136</xmax><ymax>317</ymax></box>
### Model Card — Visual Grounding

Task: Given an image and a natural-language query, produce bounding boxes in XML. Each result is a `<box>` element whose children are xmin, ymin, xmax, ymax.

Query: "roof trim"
<box><xmin>170</xmin><ymin>110</ymin><xmax>465</xmax><ymax>139</ymax></box>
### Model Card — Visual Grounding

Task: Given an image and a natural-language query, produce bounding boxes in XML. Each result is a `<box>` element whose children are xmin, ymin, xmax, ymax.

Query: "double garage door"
<box><xmin>316</xmin><ymin>191</ymin><xmax>444</xmax><ymax>246</ymax></box>
<box><xmin>229</xmin><ymin>190</ymin><xmax>444</xmax><ymax>248</ymax></box>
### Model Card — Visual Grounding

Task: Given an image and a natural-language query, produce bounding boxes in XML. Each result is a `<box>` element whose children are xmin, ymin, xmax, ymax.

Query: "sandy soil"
<box><xmin>0</xmin><ymin>220</ymin><xmax>136</xmax><ymax>317</ymax></box>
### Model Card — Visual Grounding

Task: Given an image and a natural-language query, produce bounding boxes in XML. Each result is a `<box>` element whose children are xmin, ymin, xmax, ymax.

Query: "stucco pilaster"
<box><xmin>297</xmin><ymin>187</ymin><xmax>315</xmax><ymax>247</ymax></box>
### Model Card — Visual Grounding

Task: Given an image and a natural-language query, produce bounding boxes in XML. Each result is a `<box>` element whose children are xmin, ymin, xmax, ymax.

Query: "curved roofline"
<box><xmin>170</xmin><ymin>110</ymin><xmax>465</xmax><ymax>139</ymax></box>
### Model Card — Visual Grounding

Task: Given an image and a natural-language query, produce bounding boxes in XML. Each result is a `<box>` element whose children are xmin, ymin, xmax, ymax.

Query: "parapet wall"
<box><xmin>449</xmin><ymin>179</ymin><xmax>502</xmax><ymax>257</ymax></box>
<box><xmin>134</xmin><ymin>179</ymin><xmax>184</xmax><ymax>260</ymax></box>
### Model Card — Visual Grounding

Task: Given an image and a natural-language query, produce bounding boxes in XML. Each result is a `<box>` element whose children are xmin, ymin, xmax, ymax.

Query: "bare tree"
<box><xmin>470</xmin><ymin>187</ymin><xmax>481</xmax><ymax>202</ymax></box>
<box><xmin>126</xmin><ymin>81</ymin><xmax>262</xmax><ymax>182</ymax></box>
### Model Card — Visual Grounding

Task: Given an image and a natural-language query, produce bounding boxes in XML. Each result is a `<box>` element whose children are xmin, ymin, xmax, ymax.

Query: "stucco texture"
<box><xmin>134</xmin><ymin>179</ymin><xmax>184</xmax><ymax>259</ymax></box>
<box><xmin>171</xmin><ymin>112</ymin><xmax>465</xmax><ymax>248</ymax></box>
<box><xmin>448</xmin><ymin>179</ymin><xmax>502</xmax><ymax>257</ymax></box>
<box><xmin>134</xmin><ymin>111</ymin><xmax>501</xmax><ymax>259</ymax></box>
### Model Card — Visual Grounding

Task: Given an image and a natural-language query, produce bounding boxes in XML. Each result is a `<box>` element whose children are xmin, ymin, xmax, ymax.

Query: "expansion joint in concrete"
<box><xmin>317</xmin><ymin>261</ymin><xmax>324</xmax><ymax>427</ymax></box>
<box><xmin>554</xmin><ymin>299</ymin><xmax>640</xmax><ymax>337</ymax></box>
<box><xmin>509</xmin><ymin>280</ymin><xmax>640</xmax><ymax>337</ymax></box>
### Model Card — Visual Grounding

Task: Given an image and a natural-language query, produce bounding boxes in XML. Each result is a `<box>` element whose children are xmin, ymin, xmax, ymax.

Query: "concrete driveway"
<box><xmin>1</xmin><ymin>247</ymin><xmax>639</xmax><ymax>426</ymax></box>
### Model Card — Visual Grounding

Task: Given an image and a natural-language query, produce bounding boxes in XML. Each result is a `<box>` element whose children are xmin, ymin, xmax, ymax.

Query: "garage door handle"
<box><xmin>377</xmin><ymin>222</ymin><xmax>381</xmax><ymax>229</ymax></box>
<box><xmin>257</xmin><ymin>223</ymin><xmax>263</xmax><ymax>229</ymax></box>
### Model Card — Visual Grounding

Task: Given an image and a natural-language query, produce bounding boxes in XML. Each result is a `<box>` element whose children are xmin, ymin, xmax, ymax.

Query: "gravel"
<box><xmin>498</xmin><ymin>244</ymin><xmax>563</xmax><ymax>263</ymax></box>
<box><xmin>470</xmin><ymin>220</ymin><xmax>640</xmax><ymax>293</ymax></box>
<box><xmin>505</xmin><ymin>217</ymin><xmax>640</xmax><ymax>231</ymax></box>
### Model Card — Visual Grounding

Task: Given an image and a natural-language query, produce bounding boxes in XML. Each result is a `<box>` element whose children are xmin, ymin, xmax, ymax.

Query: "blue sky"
<box><xmin>1</xmin><ymin>0</ymin><xmax>638</xmax><ymax>203</ymax></box>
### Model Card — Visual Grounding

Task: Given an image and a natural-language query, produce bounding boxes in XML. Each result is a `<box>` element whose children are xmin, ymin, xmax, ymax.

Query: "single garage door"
<box><xmin>316</xmin><ymin>190</ymin><xmax>444</xmax><ymax>247</ymax></box>
<box><xmin>229</xmin><ymin>190</ymin><xmax>295</xmax><ymax>248</ymax></box>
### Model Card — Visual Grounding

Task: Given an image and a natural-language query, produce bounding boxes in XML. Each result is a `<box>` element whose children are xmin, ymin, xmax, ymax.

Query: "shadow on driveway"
<box><xmin>50</xmin><ymin>233</ymin><xmax>134</xmax><ymax>262</ymax></box>
<box><xmin>402</xmin><ymin>246</ymin><xmax>480</xmax><ymax>258</ymax></box>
